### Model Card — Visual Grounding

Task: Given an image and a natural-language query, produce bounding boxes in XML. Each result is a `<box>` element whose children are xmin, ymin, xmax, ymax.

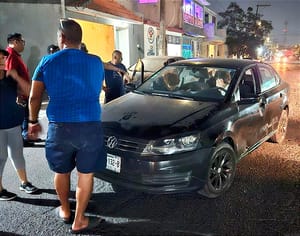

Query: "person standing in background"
<box><xmin>103</xmin><ymin>50</ymin><xmax>129</xmax><ymax>103</ymax></box>
<box><xmin>6</xmin><ymin>33</ymin><xmax>41</xmax><ymax>146</ymax></box>
<box><xmin>0</xmin><ymin>48</ymin><xmax>38</xmax><ymax>200</ymax></box>
<box><xmin>28</xmin><ymin>18</ymin><xmax>106</xmax><ymax>234</ymax></box>
<box><xmin>47</xmin><ymin>44</ymin><xmax>59</xmax><ymax>54</ymax></box>
<box><xmin>80</xmin><ymin>43</ymin><xmax>126</xmax><ymax>75</ymax></box>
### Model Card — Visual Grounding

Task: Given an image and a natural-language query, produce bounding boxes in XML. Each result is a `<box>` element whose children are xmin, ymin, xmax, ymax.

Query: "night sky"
<box><xmin>208</xmin><ymin>0</ymin><xmax>300</xmax><ymax>46</ymax></box>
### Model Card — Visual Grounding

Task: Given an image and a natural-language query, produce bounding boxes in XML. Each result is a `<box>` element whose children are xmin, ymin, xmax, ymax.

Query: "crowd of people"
<box><xmin>0</xmin><ymin>18</ymin><xmax>129</xmax><ymax>234</ymax></box>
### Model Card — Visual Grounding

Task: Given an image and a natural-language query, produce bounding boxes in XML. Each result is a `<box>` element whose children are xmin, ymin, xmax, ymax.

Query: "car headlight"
<box><xmin>142</xmin><ymin>134</ymin><xmax>200</xmax><ymax>155</ymax></box>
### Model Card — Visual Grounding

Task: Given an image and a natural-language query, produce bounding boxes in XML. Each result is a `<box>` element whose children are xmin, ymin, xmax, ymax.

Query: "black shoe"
<box><xmin>28</xmin><ymin>138</ymin><xmax>44</xmax><ymax>143</ymax></box>
<box><xmin>0</xmin><ymin>189</ymin><xmax>17</xmax><ymax>201</ymax></box>
<box><xmin>23</xmin><ymin>138</ymin><xmax>45</xmax><ymax>147</ymax></box>
<box><xmin>19</xmin><ymin>182</ymin><xmax>38</xmax><ymax>194</ymax></box>
<box><xmin>23</xmin><ymin>139</ymin><xmax>35</xmax><ymax>147</ymax></box>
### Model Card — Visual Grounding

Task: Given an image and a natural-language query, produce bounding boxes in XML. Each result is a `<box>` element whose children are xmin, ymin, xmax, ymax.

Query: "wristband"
<box><xmin>28</xmin><ymin>120</ymin><xmax>39</xmax><ymax>124</ymax></box>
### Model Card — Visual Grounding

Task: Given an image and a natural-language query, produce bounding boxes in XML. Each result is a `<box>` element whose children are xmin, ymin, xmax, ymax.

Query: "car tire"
<box><xmin>198</xmin><ymin>142</ymin><xmax>236</xmax><ymax>198</ymax></box>
<box><xmin>270</xmin><ymin>109</ymin><xmax>288</xmax><ymax>144</ymax></box>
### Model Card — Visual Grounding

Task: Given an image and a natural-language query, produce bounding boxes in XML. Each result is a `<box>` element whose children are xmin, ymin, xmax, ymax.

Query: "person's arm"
<box><xmin>5</xmin><ymin>54</ymin><xmax>14</xmax><ymax>70</ymax></box>
<box><xmin>28</xmin><ymin>80</ymin><xmax>44</xmax><ymax>139</ymax></box>
<box><xmin>104</xmin><ymin>62</ymin><xmax>125</xmax><ymax>74</ymax></box>
<box><xmin>6</xmin><ymin>69</ymin><xmax>31</xmax><ymax>96</ymax></box>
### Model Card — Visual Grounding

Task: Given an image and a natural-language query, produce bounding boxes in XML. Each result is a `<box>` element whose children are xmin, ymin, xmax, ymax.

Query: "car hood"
<box><xmin>102</xmin><ymin>92</ymin><xmax>219</xmax><ymax>139</ymax></box>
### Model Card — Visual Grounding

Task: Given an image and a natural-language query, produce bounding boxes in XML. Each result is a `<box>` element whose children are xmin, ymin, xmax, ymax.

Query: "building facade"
<box><xmin>0</xmin><ymin>0</ymin><xmax>227</xmax><ymax>75</ymax></box>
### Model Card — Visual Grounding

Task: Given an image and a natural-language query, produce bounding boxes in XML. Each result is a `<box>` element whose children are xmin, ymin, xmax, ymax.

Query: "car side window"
<box><xmin>239</xmin><ymin>69</ymin><xmax>256</xmax><ymax>99</ymax></box>
<box><xmin>258</xmin><ymin>66</ymin><xmax>279</xmax><ymax>92</ymax></box>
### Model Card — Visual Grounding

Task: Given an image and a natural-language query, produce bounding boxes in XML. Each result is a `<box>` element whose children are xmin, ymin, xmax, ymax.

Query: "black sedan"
<box><xmin>97</xmin><ymin>58</ymin><xmax>290</xmax><ymax>198</ymax></box>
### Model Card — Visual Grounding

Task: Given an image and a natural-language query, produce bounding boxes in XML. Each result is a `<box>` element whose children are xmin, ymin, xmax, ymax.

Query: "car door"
<box><xmin>256</xmin><ymin>64</ymin><xmax>285</xmax><ymax>138</ymax></box>
<box><xmin>233</xmin><ymin>67</ymin><xmax>266</xmax><ymax>157</ymax></box>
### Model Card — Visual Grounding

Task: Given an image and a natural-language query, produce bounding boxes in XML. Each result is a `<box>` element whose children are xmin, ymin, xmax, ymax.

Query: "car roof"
<box><xmin>170</xmin><ymin>58</ymin><xmax>261</xmax><ymax>69</ymax></box>
<box><xmin>142</xmin><ymin>56</ymin><xmax>185</xmax><ymax>61</ymax></box>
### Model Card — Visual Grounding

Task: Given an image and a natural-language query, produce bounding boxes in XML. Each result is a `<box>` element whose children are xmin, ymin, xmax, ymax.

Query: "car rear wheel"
<box><xmin>198</xmin><ymin>142</ymin><xmax>236</xmax><ymax>198</ymax></box>
<box><xmin>270</xmin><ymin>109</ymin><xmax>288</xmax><ymax>144</ymax></box>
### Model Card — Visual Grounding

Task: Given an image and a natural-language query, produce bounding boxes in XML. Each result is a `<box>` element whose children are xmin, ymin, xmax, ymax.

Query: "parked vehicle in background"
<box><xmin>274</xmin><ymin>49</ymin><xmax>298</xmax><ymax>63</ymax></box>
<box><xmin>97</xmin><ymin>58</ymin><xmax>290</xmax><ymax>198</ymax></box>
<box><xmin>128</xmin><ymin>56</ymin><xmax>184</xmax><ymax>86</ymax></box>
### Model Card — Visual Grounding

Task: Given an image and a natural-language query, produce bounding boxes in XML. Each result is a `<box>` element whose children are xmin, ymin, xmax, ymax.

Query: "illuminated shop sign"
<box><xmin>167</xmin><ymin>35</ymin><xmax>181</xmax><ymax>44</ymax></box>
<box><xmin>194</xmin><ymin>4</ymin><xmax>203</xmax><ymax>27</ymax></box>
<box><xmin>183</xmin><ymin>0</ymin><xmax>203</xmax><ymax>28</ymax></box>
<box><xmin>138</xmin><ymin>0</ymin><xmax>158</xmax><ymax>3</ymax></box>
<box><xmin>183</xmin><ymin>0</ymin><xmax>194</xmax><ymax>25</ymax></box>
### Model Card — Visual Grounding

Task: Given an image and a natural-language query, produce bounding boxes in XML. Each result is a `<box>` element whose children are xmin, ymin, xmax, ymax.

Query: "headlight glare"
<box><xmin>142</xmin><ymin>134</ymin><xmax>200</xmax><ymax>155</ymax></box>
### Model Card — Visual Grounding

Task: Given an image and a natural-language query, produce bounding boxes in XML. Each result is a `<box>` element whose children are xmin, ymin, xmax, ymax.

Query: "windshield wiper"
<box><xmin>151</xmin><ymin>92</ymin><xmax>170</xmax><ymax>97</ymax></box>
<box><xmin>150</xmin><ymin>92</ymin><xmax>193</xmax><ymax>100</ymax></box>
<box><xmin>168</xmin><ymin>94</ymin><xmax>194</xmax><ymax>100</ymax></box>
<box><xmin>135</xmin><ymin>90</ymin><xmax>155</xmax><ymax>95</ymax></box>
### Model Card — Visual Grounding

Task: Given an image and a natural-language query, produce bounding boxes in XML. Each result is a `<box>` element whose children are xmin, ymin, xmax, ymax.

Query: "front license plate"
<box><xmin>106</xmin><ymin>154</ymin><xmax>121</xmax><ymax>173</ymax></box>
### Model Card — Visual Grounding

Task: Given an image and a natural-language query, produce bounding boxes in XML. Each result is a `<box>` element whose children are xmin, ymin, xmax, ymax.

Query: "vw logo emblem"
<box><xmin>107</xmin><ymin>136</ymin><xmax>118</xmax><ymax>149</ymax></box>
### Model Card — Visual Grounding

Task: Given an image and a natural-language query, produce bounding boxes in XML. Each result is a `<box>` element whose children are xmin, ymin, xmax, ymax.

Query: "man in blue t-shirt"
<box><xmin>28</xmin><ymin>19</ymin><xmax>106</xmax><ymax>234</ymax></box>
<box><xmin>104</xmin><ymin>50</ymin><xmax>127</xmax><ymax>103</ymax></box>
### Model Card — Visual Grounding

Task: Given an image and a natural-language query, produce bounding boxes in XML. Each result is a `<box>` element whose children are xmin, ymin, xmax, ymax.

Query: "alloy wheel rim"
<box><xmin>209</xmin><ymin>150</ymin><xmax>234</xmax><ymax>192</ymax></box>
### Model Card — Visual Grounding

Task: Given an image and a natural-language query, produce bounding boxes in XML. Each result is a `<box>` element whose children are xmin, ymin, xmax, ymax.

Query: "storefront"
<box><xmin>166</xmin><ymin>30</ymin><xmax>182</xmax><ymax>57</ymax></box>
<box><xmin>66</xmin><ymin>0</ymin><xmax>143</xmax><ymax>66</ymax></box>
<box><xmin>182</xmin><ymin>0</ymin><xmax>207</xmax><ymax>58</ymax></box>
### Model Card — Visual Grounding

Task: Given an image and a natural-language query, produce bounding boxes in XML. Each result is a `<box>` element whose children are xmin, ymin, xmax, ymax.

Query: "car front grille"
<box><xmin>104</xmin><ymin>135</ymin><xmax>147</xmax><ymax>153</ymax></box>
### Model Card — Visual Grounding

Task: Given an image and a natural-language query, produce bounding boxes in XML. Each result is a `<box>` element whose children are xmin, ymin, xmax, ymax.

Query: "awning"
<box><xmin>66</xmin><ymin>0</ymin><xmax>143</xmax><ymax>25</ymax></box>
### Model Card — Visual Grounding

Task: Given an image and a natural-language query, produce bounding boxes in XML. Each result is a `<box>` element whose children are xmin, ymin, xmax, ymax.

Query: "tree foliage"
<box><xmin>217</xmin><ymin>2</ymin><xmax>273</xmax><ymax>58</ymax></box>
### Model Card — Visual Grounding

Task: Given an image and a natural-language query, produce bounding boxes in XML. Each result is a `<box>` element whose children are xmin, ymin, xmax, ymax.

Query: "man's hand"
<box><xmin>123</xmin><ymin>72</ymin><xmax>130</xmax><ymax>84</ymax></box>
<box><xmin>6</xmin><ymin>69</ymin><xmax>19</xmax><ymax>80</ymax></box>
<box><xmin>28</xmin><ymin>123</ymin><xmax>42</xmax><ymax>140</ymax></box>
<box><xmin>102</xmin><ymin>85</ymin><xmax>108</xmax><ymax>92</ymax></box>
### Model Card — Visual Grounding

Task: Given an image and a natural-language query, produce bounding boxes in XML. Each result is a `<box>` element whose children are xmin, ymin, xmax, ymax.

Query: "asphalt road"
<box><xmin>0</xmin><ymin>62</ymin><xmax>299</xmax><ymax>236</ymax></box>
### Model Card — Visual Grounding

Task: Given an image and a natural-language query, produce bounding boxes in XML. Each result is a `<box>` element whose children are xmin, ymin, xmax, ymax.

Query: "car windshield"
<box><xmin>128</xmin><ymin>57</ymin><xmax>171</xmax><ymax>73</ymax></box>
<box><xmin>136</xmin><ymin>65</ymin><xmax>237</xmax><ymax>101</ymax></box>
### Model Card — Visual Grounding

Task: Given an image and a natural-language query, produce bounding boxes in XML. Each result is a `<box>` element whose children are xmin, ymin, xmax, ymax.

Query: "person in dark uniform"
<box><xmin>103</xmin><ymin>50</ymin><xmax>128</xmax><ymax>103</ymax></box>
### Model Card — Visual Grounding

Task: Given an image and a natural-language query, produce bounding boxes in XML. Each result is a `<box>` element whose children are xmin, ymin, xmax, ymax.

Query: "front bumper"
<box><xmin>96</xmin><ymin>147</ymin><xmax>213</xmax><ymax>194</ymax></box>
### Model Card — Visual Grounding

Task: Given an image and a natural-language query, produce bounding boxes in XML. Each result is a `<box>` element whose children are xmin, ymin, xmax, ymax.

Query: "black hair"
<box><xmin>0</xmin><ymin>49</ymin><xmax>9</xmax><ymax>56</ymax></box>
<box><xmin>59</xmin><ymin>18</ymin><xmax>82</xmax><ymax>44</ymax></box>
<box><xmin>7</xmin><ymin>33</ymin><xmax>22</xmax><ymax>43</ymax></box>
<box><xmin>80</xmin><ymin>43</ymin><xmax>88</xmax><ymax>53</ymax></box>
<box><xmin>47</xmin><ymin>44</ymin><xmax>59</xmax><ymax>54</ymax></box>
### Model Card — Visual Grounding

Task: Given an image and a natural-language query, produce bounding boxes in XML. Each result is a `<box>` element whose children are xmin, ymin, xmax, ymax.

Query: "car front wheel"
<box><xmin>198</xmin><ymin>142</ymin><xmax>236</xmax><ymax>198</ymax></box>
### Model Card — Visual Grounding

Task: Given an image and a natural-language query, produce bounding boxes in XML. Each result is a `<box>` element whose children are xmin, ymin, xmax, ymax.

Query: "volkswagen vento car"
<box><xmin>97</xmin><ymin>58</ymin><xmax>289</xmax><ymax>198</ymax></box>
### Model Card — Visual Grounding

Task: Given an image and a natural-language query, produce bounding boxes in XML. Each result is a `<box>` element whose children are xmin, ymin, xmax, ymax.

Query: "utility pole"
<box><xmin>255</xmin><ymin>4</ymin><xmax>271</xmax><ymax>16</ymax></box>
<box><xmin>158</xmin><ymin>0</ymin><xmax>166</xmax><ymax>56</ymax></box>
<box><xmin>283</xmin><ymin>20</ymin><xmax>288</xmax><ymax>47</ymax></box>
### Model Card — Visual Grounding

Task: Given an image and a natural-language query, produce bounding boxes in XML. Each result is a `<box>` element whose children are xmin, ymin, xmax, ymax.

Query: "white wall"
<box><xmin>0</xmin><ymin>2</ymin><xmax>62</xmax><ymax>76</ymax></box>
